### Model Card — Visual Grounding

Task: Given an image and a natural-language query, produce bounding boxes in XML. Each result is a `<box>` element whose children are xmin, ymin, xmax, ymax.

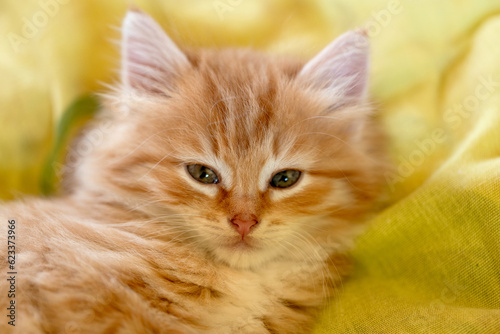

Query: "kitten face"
<box><xmin>77</xmin><ymin>11</ymin><xmax>385</xmax><ymax>269</ymax></box>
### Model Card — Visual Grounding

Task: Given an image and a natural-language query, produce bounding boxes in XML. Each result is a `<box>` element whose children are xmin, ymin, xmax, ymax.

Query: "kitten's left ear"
<box><xmin>121</xmin><ymin>9</ymin><xmax>190</xmax><ymax>94</ymax></box>
<box><xmin>298</xmin><ymin>31</ymin><xmax>369</xmax><ymax>104</ymax></box>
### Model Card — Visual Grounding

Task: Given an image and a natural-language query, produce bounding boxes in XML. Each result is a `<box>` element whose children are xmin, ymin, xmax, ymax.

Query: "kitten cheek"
<box><xmin>325</xmin><ymin>179</ymin><xmax>355</xmax><ymax>208</ymax></box>
<box><xmin>301</xmin><ymin>179</ymin><xmax>355</xmax><ymax>214</ymax></box>
<box><xmin>269</xmin><ymin>178</ymin><xmax>354</xmax><ymax>216</ymax></box>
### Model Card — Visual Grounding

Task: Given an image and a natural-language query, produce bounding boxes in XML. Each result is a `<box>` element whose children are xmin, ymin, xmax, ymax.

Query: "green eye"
<box><xmin>187</xmin><ymin>164</ymin><xmax>219</xmax><ymax>184</ymax></box>
<box><xmin>270</xmin><ymin>170</ymin><xmax>301</xmax><ymax>189</ymax></box>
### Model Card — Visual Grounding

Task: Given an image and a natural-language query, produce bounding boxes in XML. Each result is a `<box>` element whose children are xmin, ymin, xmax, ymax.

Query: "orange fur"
<box><xmin>0</xmin><ymin>10</ymin><xmax>387</xmax><ymax>334</ymax></box>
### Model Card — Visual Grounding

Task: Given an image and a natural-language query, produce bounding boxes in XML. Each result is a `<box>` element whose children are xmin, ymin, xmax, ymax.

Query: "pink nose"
<box><xmin>230</xmin><ymin>214</ymin><xmax>258</xmax><ymax>239</ymax></box>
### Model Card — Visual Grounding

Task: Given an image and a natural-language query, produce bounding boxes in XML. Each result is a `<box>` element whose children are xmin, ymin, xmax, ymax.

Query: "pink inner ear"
<box><xmin>121</xmin><ymin>10</ymin><xmax>189</xmax><ymax>93</ymax></box>
<box><xmin>298</xmin><ymin>31</ymin><xmax>369</xmax><ymax>100</ymax></box>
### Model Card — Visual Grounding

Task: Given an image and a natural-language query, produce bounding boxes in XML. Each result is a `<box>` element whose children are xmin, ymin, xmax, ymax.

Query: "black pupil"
<box><xmin>271</xmin><ymin>170</ymin><xmax>300</xmax><ymax>188</ymax></box>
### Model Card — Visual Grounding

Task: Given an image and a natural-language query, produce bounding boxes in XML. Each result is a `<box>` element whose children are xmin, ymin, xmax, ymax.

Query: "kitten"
<box><xmin>0</xmin><ymin>9</ymin><xmax>386</xmax><ymax>334</ymax></box>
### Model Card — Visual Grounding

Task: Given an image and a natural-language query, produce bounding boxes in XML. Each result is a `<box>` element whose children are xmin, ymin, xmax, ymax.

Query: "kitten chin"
<box><xmin>209</xmin><ymin>238</ymin><xmax>284</xmax><ymax>270</ymax></box>
<box><xmin>0</xmin><ymin>9</ymin><xmax>388</xmax><ymax>334</ymax></box>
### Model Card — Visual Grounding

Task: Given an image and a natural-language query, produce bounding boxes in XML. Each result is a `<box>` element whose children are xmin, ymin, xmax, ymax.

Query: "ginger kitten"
<box><xmin>0</xmin><ymin>10</ymin><xmax>386</xmax><ymax>334</ymax></box>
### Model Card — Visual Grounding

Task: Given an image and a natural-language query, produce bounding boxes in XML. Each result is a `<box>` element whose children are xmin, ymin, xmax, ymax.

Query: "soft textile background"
<box><xmin>1</xmin><ymin>0</ymin><xmax>499</xmax><ymax>332</ymax></box>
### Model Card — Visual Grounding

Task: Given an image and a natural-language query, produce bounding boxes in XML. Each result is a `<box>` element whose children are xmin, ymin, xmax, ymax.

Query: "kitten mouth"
<box><xmin>227</xmin><ymin>238</ymin><xmax>256</xmax><ymax>250</ymax></box>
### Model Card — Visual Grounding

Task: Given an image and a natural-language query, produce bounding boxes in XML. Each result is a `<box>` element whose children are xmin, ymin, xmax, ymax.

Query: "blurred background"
<box><xmin>1</xmin><ymin>0</ymin><xmax>500</xmax><ymax>333</ymax></box>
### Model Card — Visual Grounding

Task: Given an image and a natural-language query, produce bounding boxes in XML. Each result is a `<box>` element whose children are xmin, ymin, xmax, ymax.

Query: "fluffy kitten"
<box><xmin>0</xmin><ymin>9</ymin><xmax>386</xmax><ymax>334</ymax></box>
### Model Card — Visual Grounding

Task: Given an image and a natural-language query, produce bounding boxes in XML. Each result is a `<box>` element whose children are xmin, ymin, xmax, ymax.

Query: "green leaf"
<box><xmin>40</xmin><ymin>95</ymin><xmax>100</xmax><ymax>195</ymax></box>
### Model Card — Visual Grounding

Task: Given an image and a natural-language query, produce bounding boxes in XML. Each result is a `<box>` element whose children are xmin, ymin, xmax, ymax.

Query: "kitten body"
<box><xmin>0</xmin><ymin>10</ymin><xmax>386</xmax><ymax>334</ymax></box>
<box><xmin>1</xmin><ymin>197</ymin><xmax>348</xmax><ymax>333</ymax></box>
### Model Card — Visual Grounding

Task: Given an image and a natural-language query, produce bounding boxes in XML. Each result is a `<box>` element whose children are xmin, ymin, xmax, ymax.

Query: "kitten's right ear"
<box><xmin>297</xmin><ymin>31</ymin><xmax>369</xmax><ymax>105</ymax></box>
<box><xmin>121</xmin><ymin>9</ymin><xmax>190</xmax><ymax>94</ymax></box>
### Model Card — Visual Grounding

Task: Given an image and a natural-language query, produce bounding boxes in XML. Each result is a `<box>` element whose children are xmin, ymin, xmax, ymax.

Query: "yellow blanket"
<box><xmin>1</xmin><ymin>0</ymin><xmax>499</xmax><ymax>332</ymax></box>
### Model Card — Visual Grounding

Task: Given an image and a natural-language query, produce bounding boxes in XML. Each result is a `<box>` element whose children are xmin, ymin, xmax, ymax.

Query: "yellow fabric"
<box><xmin>1</xmin><ymin>0</ymin><xmax>499</xmax><ymax>332</ymax></box>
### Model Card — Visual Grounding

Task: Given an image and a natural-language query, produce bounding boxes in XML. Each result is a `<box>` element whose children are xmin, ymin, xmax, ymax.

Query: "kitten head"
<box><xmin>75</xmin><ymin>10</ymin><xmax>386</xmax><ymax>269</ymax></box>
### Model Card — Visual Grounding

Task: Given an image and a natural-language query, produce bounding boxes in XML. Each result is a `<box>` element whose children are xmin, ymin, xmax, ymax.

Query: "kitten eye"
<box><xmin>187</xmin><ymin>164</ymin><xmax>219</xmax><ymax>184</ymax></box>
<box><xmin>270</xmin><ymin>170</ymin><xmax>301</xmax><ymax>189</ymax></box>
